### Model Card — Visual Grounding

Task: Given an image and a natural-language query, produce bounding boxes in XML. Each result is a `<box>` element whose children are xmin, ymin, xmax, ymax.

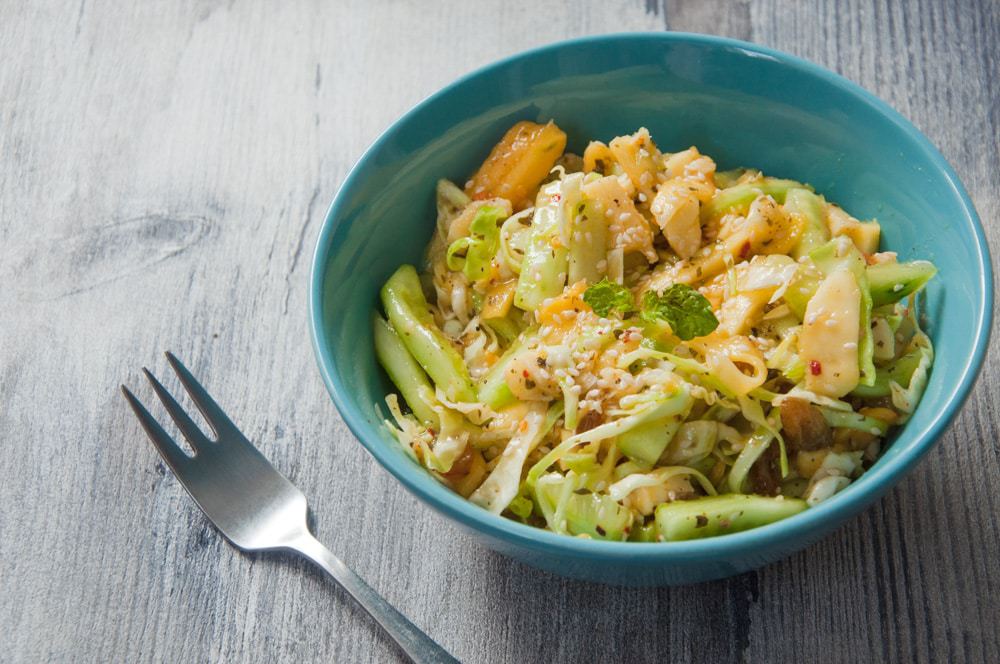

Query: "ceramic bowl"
<box><xmin>309</xmin><ymin>33</ymin><xmax>992</xmax><ymax>586</ymax></box>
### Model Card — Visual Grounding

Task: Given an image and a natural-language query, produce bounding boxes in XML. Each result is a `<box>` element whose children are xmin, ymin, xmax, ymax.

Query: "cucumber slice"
<box><xmin>655</xmin><ymin>494</ymin><xmax>807</xmax><ymax>541</ymax></box>
<box><xmin>867</xmin><ymin>260</ymin><xmax>937</xmax><ymax>307</ymax></box>
<box><xmin>616</xmin><ymin>415</ymin><xmax>685</xmax><ymax>468</ymax></box>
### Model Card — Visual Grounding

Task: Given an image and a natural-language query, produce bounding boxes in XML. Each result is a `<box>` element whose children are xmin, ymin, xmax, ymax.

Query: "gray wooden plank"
<box><xmin>0</xmin><ymin>1</ymin><xmax>997</xmax><ymax>663</ymax></box>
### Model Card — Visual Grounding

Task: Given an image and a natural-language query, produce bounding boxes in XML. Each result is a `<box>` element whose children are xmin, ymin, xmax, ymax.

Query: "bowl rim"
<box><xmin>309</xmin><ymin>31</ymin><xmax>994</xmax><ymax>560</ymax></box>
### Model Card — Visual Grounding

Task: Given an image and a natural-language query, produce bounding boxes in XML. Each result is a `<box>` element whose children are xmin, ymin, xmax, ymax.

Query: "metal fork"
<box><xmin>121</xmin><ymin>352</ymin><xmax>459</xmax><ymax>664</ymax></box>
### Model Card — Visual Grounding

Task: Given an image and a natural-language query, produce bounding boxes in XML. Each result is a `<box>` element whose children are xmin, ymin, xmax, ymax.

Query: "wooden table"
<box><xmin>3</xmin><ymin>1</ymin><xmax>997</xmax><ymax>662</ymax></box>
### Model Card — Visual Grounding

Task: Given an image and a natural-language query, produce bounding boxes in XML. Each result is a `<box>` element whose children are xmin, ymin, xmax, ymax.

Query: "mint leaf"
<box><xmin>583</xmin><ymin>278</ymin><xmax>635</xmax><ymax>318</ymax></box>
<box><xmin>640</xmin><ymin>284</ymin><xmax>719</xmax><ymax>340</ymax></box>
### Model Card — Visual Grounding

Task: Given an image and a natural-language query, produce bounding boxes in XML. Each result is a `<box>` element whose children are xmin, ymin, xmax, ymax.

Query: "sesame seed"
<box><xmin>893</xmin><ymin>283</ymin><xmax>904</xmax><ymax>292</ymax></box>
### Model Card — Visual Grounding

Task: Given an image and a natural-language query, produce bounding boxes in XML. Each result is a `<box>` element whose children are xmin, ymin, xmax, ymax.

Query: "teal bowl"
<box><xmin>309</xmin><ymin>33</ymin><xmax>992</xmax><ymax>586</ymax></box>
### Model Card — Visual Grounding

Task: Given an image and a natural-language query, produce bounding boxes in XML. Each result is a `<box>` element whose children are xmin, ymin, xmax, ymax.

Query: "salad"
<box><xmin>374</xmin><ymin>120</ymin><xmax>936</xmax><ymax>542</ymax></box>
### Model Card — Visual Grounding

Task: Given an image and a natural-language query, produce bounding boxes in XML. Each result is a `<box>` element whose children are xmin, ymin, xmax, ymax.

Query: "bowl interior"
<box><xmin>311</xmin><ymin>34</ymin><xmax>990</xmax><ymax>562</ymax></box>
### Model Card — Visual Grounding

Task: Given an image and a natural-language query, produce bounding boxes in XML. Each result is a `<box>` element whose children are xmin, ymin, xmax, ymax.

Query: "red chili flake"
<box><xmin>739</xmin><ymin>241</ymin><xmax>752</xmax><ymax>260</ymax></box>
<box><xmin>522</xmin><ymin>369</ymin><xmax>530</xmax><ymax>378</ymax></box>
<box><xmin>552</xmin><ymin>193</ymin><xmax>562</xmax><ymax>202</ymax></box>
<box><xmin>427</xmin><ymin>428</ymin><xmax>436</xmax><ymax>436</ymax></box>
<box><xmin>809</xmin><ymin>360</ymin><xmax>822</xmax><ymax>376</ymax></box>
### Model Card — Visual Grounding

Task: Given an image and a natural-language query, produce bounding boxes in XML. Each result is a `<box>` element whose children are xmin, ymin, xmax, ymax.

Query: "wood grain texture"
<box><xmin>1</xmin><ymin>1</ymin><xmax>997</xmax><ymax>662</ymax></box>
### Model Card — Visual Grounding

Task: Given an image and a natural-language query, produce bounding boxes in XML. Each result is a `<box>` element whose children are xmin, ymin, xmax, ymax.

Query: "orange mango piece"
<box><xmin>465</xmin><ymin>121</ymin><xmax>567</xmax><ymax>210</ymax></box>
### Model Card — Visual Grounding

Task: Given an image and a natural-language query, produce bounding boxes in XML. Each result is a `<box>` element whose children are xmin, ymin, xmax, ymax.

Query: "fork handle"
<box><xmin>288</xmin><ymin>534</ymin><xmax>460</xmax><ymax>664</ymax></box>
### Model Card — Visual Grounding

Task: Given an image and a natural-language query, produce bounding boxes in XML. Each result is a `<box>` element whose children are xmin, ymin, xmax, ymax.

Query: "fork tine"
<box><xmin>120</xmin><ymin>385</ymin><xmax>191</xmax><ymax>470</ymax></box>
<box><xmin>142</xmin><ymin>368</ymin><xmax>212</xmax><ymax>450</ymax></box>
<box><xmin>164</xmin><ymin>352</ymin><xmax>238</xmax><ymax>439</ymax></box>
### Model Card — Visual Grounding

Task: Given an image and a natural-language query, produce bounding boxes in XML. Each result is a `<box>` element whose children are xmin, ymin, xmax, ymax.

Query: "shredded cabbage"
<box><xmin>727</xmin><ymin>428</ymin><xmax>775</xmax><ymax>493</ymax></box>
<box><xmin>804</xmin><ymin>451</ymin><xmax>862</xmax><ymax>505</ymax></box>
<box><xmin>526</xmin><ymin>383</ymin><xmax>691</xmax><ymax>490</ymax></box>
<box><xmin>890</xmin><ymin>330</ymin><xmax>933</xmax><ymax>421</ymax></box>
<box><xmin>468</xmin><ymin>405</ymin><xmax>548</xmax><ymax>514</ymax></box>
<box><xmin>376</xmin><ymin>122</ymin><xmax>938</xmax><ymax>542</ymax></box>
<box><xmin>608</xmin><ymin>466</ymin><xmax>718</xmax><ymax>502</ymax></box>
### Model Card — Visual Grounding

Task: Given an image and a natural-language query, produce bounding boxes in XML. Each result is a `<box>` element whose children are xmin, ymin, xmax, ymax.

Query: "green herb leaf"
<box><xmin>640</xmin><ymin>284</ymin><xmax>719</xmax><ymax>340</ymax></box>
<box><xmin>583</xmin><ymin>278</ymin><xmax>635</xmax><ymax>318</ymax></box>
